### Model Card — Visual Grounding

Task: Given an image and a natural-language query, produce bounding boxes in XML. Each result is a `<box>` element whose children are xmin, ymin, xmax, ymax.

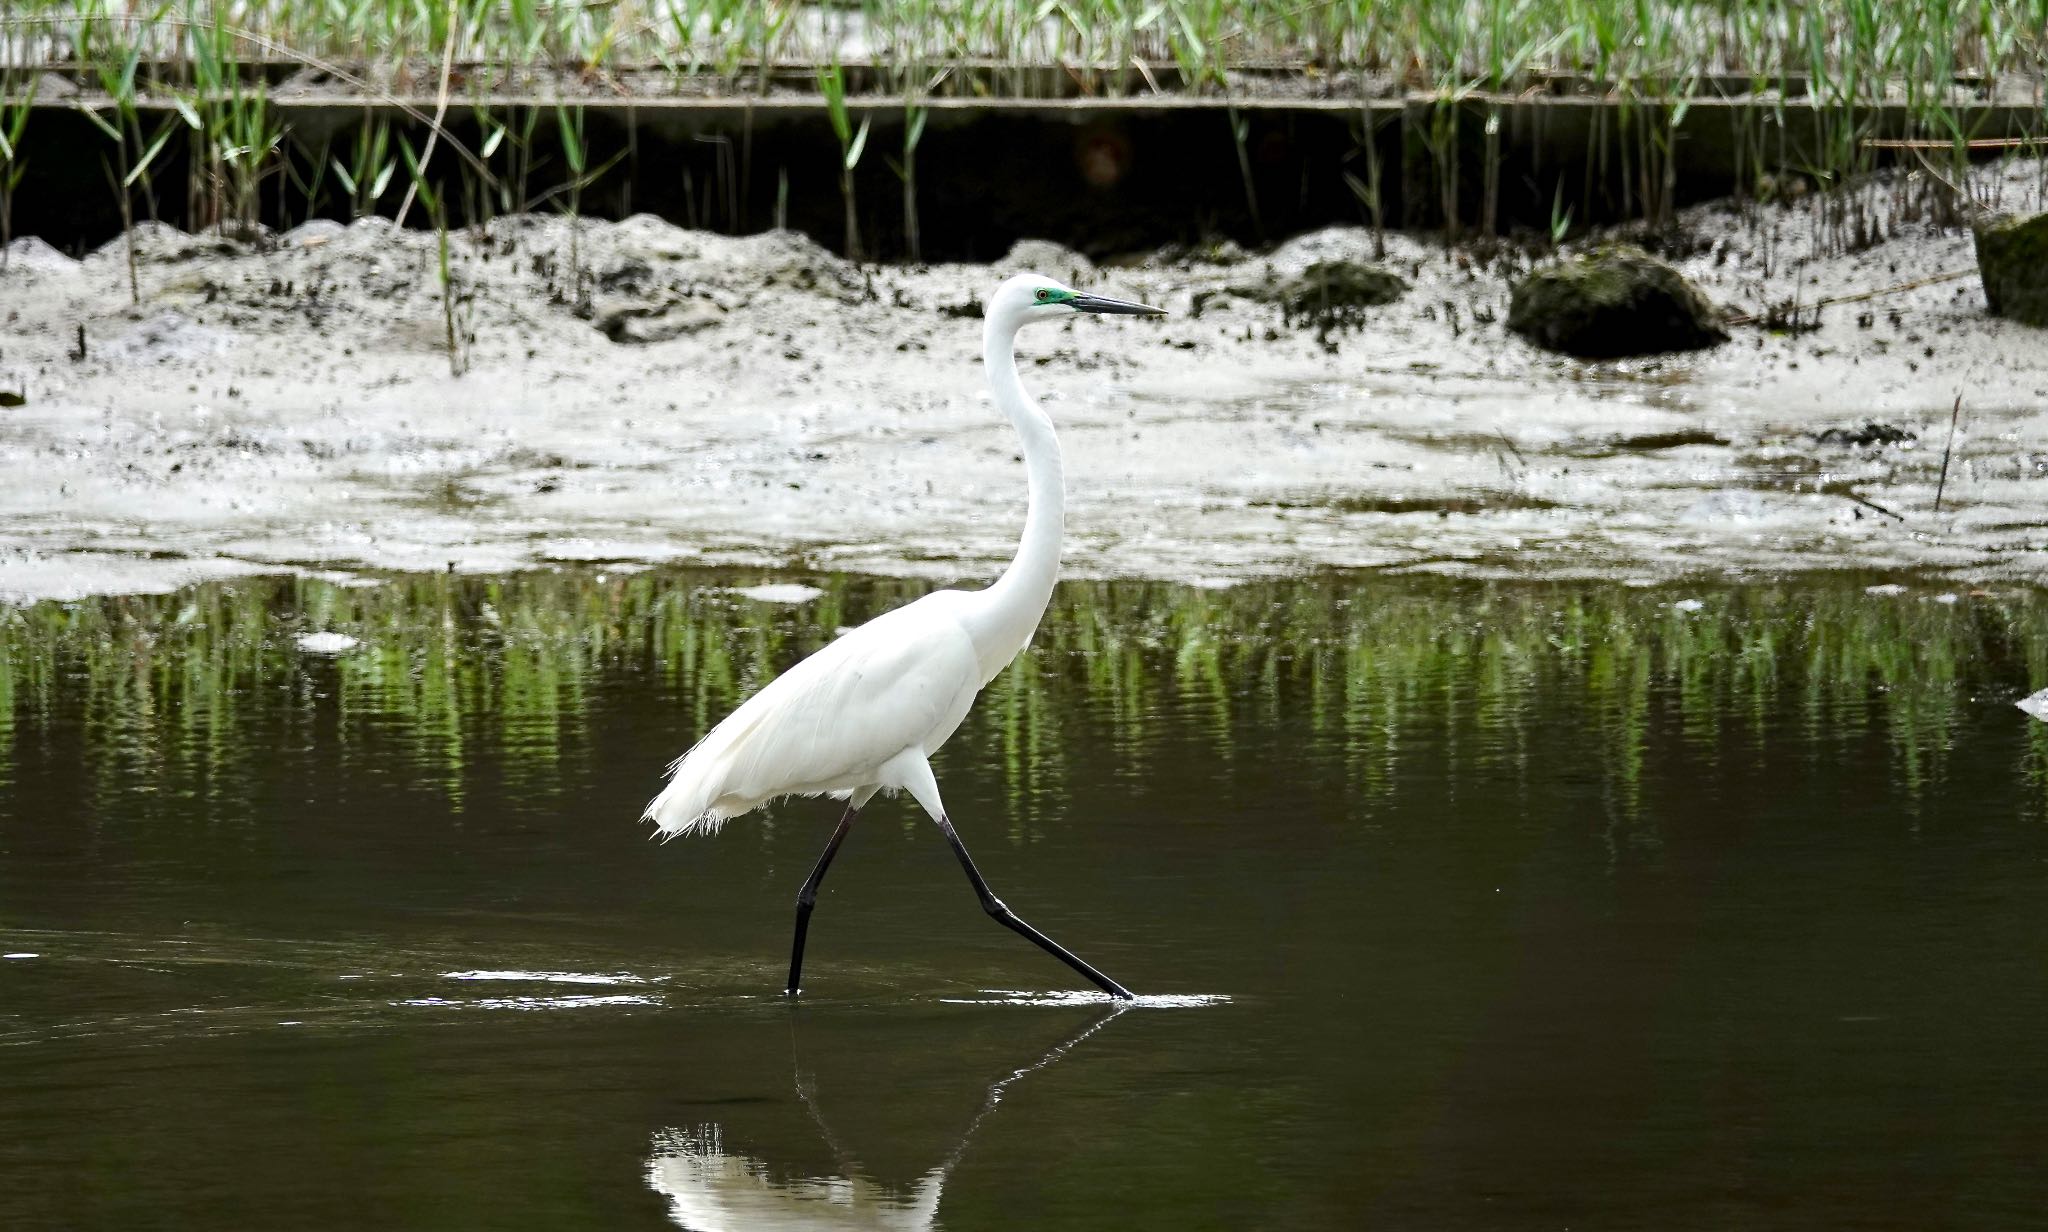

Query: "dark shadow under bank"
<box><xmin>10</xmin><ymin>94</ymin><xmax>2043</xmax><ymax>260</ymax></box>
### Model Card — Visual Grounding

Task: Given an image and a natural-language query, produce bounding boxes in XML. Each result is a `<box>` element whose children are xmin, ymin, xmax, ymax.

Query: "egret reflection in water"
<box><xmin>645</xmin><ymin>1005</ymin><xmax>1128</xmax><ymax>1230</ymax></box>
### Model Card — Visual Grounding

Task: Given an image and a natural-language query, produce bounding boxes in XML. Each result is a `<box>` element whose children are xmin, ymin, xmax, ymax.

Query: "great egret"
<box><xmin>643</xmin><ymin>273</ymin><xmax>1162</xmax><ymax>1000</ymax></box>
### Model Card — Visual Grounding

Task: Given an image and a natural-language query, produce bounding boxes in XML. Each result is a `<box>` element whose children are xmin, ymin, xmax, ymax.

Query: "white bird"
<box><xmin>643</xmin><ymin>272</ymin><xmax>1162</xmax><ymax>999</ymax></box>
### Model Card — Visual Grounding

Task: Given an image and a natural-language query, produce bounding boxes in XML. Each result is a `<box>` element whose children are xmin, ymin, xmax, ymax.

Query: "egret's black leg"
<box><xmin>936</xmin><ymin>815</ymin><xmax>1134</xmax><ymax>1000</ymax></box>
<box><xmin>787</xmin><ymin>805</ymin><xmax>859</xmax><ymax>996</ymax></box>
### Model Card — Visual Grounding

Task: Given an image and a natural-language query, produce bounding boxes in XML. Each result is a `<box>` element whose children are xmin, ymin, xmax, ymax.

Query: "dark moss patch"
<box><xmin>1815</xmin><ymin>422</ymin><xmax>1915</xmax><ymax>447</ymax></box>
<box><xmin>1274</xmin><ymin>260</ymin><xmax>1411</xmax><ymax>331</ymax></box>
<box><xmin>1210</xmin><ymin>259</ymin><xmax>1410</xmax><ymax>330</ymax></box>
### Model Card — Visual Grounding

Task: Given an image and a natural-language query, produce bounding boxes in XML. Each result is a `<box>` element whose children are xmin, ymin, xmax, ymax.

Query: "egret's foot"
<box><xmin>984</xmin><ymin>899</ymin><xmax>1133</xmax><ymax>1000</ymax></box>
<box><xmin>1089</xmin><ymin>969</ymin><xmax>1136</xmax><ymax>1000</ymax></box>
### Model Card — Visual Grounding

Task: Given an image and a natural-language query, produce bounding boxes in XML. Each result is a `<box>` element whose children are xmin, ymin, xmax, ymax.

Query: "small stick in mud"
<box><xmin>1845</xmin><ymin>492</ymin><xmax>1906</xmax><ymax>523</ymax></box>
<box><xmin>69</xmin><ymin>323</ymin><xmax>86</xmax><ymax>363</ymax></box>
<box><xmin>1934</xmin><ymin>394</ymin><xmax>1963</xmax><ymax>514</ymax></box>
<box><xmin>1494</xmin><ymin>429</ymin><xmax>1524</xmax><ymax>464</ymax></box>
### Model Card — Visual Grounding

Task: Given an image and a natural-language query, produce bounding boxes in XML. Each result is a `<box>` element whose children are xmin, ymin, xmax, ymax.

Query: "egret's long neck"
<box><xmin>965</xmin><ymin>317</ymin><xmax>1064</xmax><ymax>681</ymax></box>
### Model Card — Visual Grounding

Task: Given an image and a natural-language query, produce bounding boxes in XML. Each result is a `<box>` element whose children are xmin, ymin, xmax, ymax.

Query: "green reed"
<box><xmin>0</xmin><ymin>58</ymin><xmax>34</xmax><ymax>262</ymax></box>
<box><xmin>329</xmin><ymin>110</ymin><xmax>395</xmax><ymax>217</ymax></box>
<box><xmin>397</xmin><ymin>128</ymin><xmax>466</xmax><ymax>375</ymax></box>
<box><xmin>2</xmin><ymin>0</ymin><xmax>2044</xmax><ymax>253</ymax></box>
<box><xmin>72</xmin><ymin>20</ymin><xmax>173</xmax><ymax>298</ymax></box>
<box><xmin>17</xmin><ymin>2</ymin><xmax>2043</xmax><ymax>111</ymax></box>
<box><xmin>817</xmin><ymin>59</ymin><xmax>868</xmax><ymax>259</ymax></box>
<box><xmin>890</xmin><ymin>88</ymin><xmax>927</xmax><ymax>262</ymax></box>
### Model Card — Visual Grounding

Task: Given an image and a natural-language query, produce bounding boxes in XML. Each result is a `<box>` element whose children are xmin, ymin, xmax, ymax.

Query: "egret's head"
<box><xmin>988</xmin><ymin>272</ymin><xmax>1166</xmax><ymax>331</ymax></box>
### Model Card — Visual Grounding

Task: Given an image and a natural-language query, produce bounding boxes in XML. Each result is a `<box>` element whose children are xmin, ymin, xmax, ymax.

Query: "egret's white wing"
<box><xmin>645</xmin><ymin>592</ymin><xmax>980</xmax><ymax>835</ymax></box>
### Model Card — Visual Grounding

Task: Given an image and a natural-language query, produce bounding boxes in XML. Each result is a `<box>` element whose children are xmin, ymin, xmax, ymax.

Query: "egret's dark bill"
<box><xmin>1071</xmin><ymin>292</ymin><xmax>1167</xmax><ymax>315</ymax></box>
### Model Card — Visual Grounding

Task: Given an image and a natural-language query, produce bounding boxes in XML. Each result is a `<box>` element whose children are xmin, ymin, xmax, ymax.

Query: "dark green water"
<box><xmin>4</xmin><ymin>572</ymin><xmax>2048</xmax><ymax>1229</ymax></box>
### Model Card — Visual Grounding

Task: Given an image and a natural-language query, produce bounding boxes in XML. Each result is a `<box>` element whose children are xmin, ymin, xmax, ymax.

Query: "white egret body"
<box><xmin>643</xmin><ymin>273</ymin><xmax>1162</xmax><ymax>998</ymax></box>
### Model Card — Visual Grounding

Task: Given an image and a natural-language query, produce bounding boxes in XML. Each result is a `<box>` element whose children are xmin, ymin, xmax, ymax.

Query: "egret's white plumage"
<box><xmin>640</xmin><ymin>272</ymin><xmax>1161</xmax><ymax>998</ymax></box>
<box><xmin>644</xmin><ymin>594</ymin><xmax>982</xmax><ymax>836</ymax></box>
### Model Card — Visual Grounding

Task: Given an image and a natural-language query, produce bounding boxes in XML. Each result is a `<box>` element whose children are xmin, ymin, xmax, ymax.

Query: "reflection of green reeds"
<box><xmin>4</xmin><ymin>572</ymin><xmax>2042</xmax><ymax>839</ymax></box>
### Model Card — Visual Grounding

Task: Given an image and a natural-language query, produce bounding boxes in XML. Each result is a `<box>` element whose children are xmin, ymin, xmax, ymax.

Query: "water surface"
<box><xmin>4</xmin><ymin>572</ymin><xmax>2047</xmax><ymax>1228</ymax></box>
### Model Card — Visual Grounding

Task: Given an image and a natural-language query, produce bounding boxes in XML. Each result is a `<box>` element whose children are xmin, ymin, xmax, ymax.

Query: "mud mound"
<box><xmin>92</xmin><ymin>221</ymin><xmax>258</xmax><ymax>266</ymax></box>
<box><xmin>2</xmin><ymin>236</ymin><xmax>80</xmax><ymax>274</ymax></box>
<box><xmin>1000</xmin><ymin>239</ymin><xmax>1095</xmax><ymax>285</ymax></box>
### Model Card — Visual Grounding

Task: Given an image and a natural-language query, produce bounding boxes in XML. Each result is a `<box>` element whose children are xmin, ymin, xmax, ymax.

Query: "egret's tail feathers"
<box><xmin>642</xmin><ymin>749</ymin><xmax>734</xmax><ymax>840</ymax></box>
<box><xmin>644</xmin><ymin>682</ymin><xmax>795</xmax><ymax>839</ymax></box>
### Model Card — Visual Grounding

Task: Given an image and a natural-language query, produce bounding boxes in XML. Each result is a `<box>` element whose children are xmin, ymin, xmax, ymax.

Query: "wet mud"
<box><xmin>1</xmin><ymin>161</ymin><xmax>2044</xmax><ymax>603</ymax></box>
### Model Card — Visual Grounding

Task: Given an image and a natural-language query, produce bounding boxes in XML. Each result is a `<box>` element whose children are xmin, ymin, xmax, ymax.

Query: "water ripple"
<box><xmin>441</xmin><ymin>969</ymin><xmax>654</xmax><ymax>986</ymax></box>
<box><xmin>938</xmin><ymin>988</ymin><xmax>1230</xmax><ymax>1008</ymax></box>
<box><xmin>395</xmin><ymin>993</ymin><xmax>663</xmax><ymax>1012</ymax></box>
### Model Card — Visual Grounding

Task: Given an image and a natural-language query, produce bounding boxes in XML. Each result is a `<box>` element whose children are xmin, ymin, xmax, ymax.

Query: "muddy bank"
<box><xmin>1</xmin><ymin>163</ymin><xmax>2045</xmax><ymax>603</ymax></box>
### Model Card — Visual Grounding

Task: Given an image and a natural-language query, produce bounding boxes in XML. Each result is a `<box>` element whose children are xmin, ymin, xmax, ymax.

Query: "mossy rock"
<box><xmin>1508</xmin><ymin>245</ymin><xmax>1728</xmax><ymax>358</ymax></box>
<box><xmin>1973</xmin><ymin>212</ymin><xmax>2048</xmax><ymax>328</ymax></box>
